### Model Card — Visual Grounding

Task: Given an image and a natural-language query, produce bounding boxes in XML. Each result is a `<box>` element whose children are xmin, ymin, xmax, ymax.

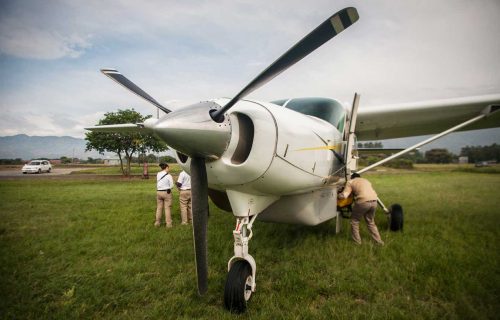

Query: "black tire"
<box><xmin>390</xmin><ymin>204</ymin><xmax>403</xmax><ymax>231</ymax></box>
<box><xmin>224</xmin><ymin>260</ymin><xmax>253</xmax><ymax>313</ymax></box>
<box><xmin>47</xmin><ymin>168</ymin><xmax>51</xmax><ymax>173</ymax></box>
<box><xmin>37</xmin><ymin>169</ymin><xmax>41</xmax><ymax>174</ymax></box>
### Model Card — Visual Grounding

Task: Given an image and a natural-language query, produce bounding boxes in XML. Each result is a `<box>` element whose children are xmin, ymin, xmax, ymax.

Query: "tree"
<box><xmin>425</xmin><ymin>148</ymin><xmax>454</xmax><ymax>164</ymax></box>
<box><xmin>146</xmin><ymin>153</ymin><xmax>158</xmax><ymax>163</ymax></box>
<box><xmin>357</xmin><ymin>141</ymin><xmax>384</xmax><ymax>148</ymax></box>
<box><xmin>159</xmin><ymin>155</ymin><xmax>176</xmax><ymax>163</ymax></box>
<box><xmin>402</xmin><ymin>150</ymin><xmax>425</xmax><ymax>164</ymax></box>
<box><xmin>460</xmin><ymin>143</ymin><xmax>500</xmax><ymax>163</ymax></box>
<box><xmin>85</xmin><ymin>109</ymin><xmax>168</xmax><ymax>176</ymax></box>
<box><xmin>60</xmin><ymin>156</ymin><xmax>72</xmax><ymax>164</ymax></box>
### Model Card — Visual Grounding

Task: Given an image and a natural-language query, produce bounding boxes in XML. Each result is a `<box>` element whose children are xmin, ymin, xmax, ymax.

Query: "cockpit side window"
<box><xmin>277</xmin><ymin>97</ymin><xmax>346</xmax><ymax>132</ymax></box>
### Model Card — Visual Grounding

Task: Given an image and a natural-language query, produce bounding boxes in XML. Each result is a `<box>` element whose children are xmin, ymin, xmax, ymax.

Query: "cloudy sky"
<box><xmin>0</xmin><ymin>0</ymin><xmax>499</xmax><ymax>139</ymax></box>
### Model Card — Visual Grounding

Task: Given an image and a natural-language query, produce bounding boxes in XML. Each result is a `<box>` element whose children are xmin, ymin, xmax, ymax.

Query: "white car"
<box><xmin>22</xmin><ymin>160</ymin><xmax>52</xmax><ymax>174</ymax></box>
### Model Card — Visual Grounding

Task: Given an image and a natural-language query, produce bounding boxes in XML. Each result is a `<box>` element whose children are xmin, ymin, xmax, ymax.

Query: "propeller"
<box><xmin>190</xmin><ymin>157</ymin><xmax>209</xmax><ymax>295</ymax></box>
<box><xmin>101</xmin><ymin>69</ymin><xmax>172</xmax><ymax>114</ymax></box>
<box><xmin>210</xmin><ymin>7</ymin><xmax>359</xmax><ymax>122</ymax></box>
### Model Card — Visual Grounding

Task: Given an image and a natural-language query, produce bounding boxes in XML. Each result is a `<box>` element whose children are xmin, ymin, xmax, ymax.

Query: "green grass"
<box><xmin>0</xmin><ymin>172</ymin><xmax>499</xmax><ymax>319</ymax></box>
<box><xmin>70</xmin><ymin>163</ymin><xmax>182</xmax><ymax>175</ymax></box>
<box><xmin>414</xmin><ymin>163</ymin><xmax>500</xmax><ymax>174</ymax></box>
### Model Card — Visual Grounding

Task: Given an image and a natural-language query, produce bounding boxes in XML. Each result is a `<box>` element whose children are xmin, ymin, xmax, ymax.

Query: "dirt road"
<box><xmin>0</xmin><ymin>167</ymin><xmax>88</xmax><ymax>177</ymax></box>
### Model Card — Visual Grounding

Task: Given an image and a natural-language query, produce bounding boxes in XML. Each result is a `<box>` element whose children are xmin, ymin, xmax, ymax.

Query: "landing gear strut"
<box><xmin>224</xmin><ymin>215</ymin><xmax>258</xmax><ymax>313</ymax></box>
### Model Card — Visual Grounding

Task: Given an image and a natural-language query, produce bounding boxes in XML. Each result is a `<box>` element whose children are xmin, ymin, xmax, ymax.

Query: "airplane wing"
<box><xmin>356</xmin><ymin>94</ymin><xmax>500</xmax><ymax>140</ymax></box>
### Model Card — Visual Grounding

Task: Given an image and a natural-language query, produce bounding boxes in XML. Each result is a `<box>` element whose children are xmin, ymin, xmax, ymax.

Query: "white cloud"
<box><xmin>0</xmin><ymin>110</ymin><xmax>107</xmax><ymax>138</ymax></box>
<box><xmin>0</xmin><ymin>16</ymin><xmax>92</xmax><ymax>60</ymax></box>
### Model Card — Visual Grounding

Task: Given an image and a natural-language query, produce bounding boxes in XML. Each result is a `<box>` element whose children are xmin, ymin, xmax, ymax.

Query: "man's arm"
<box><xmin>338</xmin><ymin>182</ymin><xmax>352</xmax><ymax>199</ymax></box>
<box><xmin>176</xmin><ymin>172</ymin><xmax>184</xmax><ymax>189</ymax></box>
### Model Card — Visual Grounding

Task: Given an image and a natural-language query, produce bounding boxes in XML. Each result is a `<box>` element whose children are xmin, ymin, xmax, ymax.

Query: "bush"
<box><xmin>386</xmin><ymin>158</ymin><xmax>414</xmax><ymax>169</ymax></box>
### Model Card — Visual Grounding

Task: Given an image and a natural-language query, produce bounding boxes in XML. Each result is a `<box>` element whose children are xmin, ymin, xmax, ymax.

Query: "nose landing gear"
<box><xmin>224</xmin><ymin>215</ymin><xmax>258</xmax><ymax>313</ymax></box>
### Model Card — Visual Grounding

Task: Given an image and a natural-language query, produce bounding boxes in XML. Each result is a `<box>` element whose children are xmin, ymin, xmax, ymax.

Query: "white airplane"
<box><xmin>86</xmin><ymin>7</ymin><xmax>500</xmax><ymax>313</ymax></box>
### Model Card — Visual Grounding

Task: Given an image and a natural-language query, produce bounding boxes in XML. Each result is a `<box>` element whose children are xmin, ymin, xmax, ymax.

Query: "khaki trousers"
<box><xmin>179</xmin><ymin>190</ymin><xmax>192</xmax><ymax>223</ymax></box>
<box><xmin>156</xmin><ymin>191</ymin><xmax>173</xmax><ymax>226</ymax></box>
<box><xmin>350</xmin><ymin>200</ymin><xmax>384</xmax><ymax>245</ymax></box>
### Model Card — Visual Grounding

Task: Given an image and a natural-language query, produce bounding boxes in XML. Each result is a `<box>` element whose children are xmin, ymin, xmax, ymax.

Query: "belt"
<box><xmin>157</xmin><ymin>189</ymin><xmax>171</xmax><ymax>192</ymax></box>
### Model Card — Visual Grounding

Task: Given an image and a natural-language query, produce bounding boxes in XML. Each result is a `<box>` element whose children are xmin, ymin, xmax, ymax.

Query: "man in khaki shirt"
<box><xmin>338</xmin><ymin>173</ymin><xmax>384</xmax><ymax>245</ymax></box>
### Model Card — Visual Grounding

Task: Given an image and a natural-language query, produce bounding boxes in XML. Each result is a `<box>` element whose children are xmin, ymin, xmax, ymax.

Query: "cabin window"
<box><xmin>273</xmin><ymin>97</ymin><xmax>346</xmax><ymax>133</ymax></box>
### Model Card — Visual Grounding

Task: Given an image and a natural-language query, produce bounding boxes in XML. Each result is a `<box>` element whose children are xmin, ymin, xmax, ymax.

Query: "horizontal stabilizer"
<box><xmin>85</xmin><ymin>123</ymin><xmax>145</xmax><ymax>132</ymax></box>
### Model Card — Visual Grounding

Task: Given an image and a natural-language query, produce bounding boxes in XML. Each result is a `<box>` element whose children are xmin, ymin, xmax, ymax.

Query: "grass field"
<box><xmin>1</xmin><ymin>171</ymin><xmax>499</xmax><ymax>319</ymax></box>
<box><xmin>69</xmin><ymin>163</ymin><xmax>183</xmax><ymax>176</ymax></box>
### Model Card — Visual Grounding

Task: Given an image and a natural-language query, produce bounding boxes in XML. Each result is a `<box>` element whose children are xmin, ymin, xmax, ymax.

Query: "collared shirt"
<box><xmin>157</xmin><ymin>170</ymin><xmax>174</xmax><ymax>190</ymax></box>
<box><xmin>177</xmin><ymin>171</ymin><xmax>191</xmax><ymax>190</ymax></box>
<box><xmin>339</xmin><ymin>177</ymin><xmax>378</xmax><ymax>203</ymax></box>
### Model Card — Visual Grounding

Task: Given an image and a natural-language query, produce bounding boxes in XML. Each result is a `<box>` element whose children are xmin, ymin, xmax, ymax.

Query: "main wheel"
<box><xmin>390</xmin><ymin>204</ymin><xmax>404</xmax><ymax>231</ymax></box>
<box><xmin>224</xmin><ymin>260</ymin><xmax>253</xmax><ymax>313</ymax></box>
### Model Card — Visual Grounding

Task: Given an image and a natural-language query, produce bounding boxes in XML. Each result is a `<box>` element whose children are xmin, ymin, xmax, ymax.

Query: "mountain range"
<box><xmin>0</xmin><ymin>135</ymin><xmax>108</xmax><ymax>160</ymax></box>
<box><xmin>0</xmin><ymin>129</ymin><xmax>499</xmax><ymax>160</ymax></box>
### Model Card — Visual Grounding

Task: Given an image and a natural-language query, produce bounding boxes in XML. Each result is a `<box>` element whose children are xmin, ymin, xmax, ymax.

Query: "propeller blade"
<box><xmin>211</xmin><ymin>7</ymin><xmax>359</xmax><ymax>122</ymax></box>
<box><xmin>190</xmin><ymin>157</ymin><xmax>209</xmax><ymax>295</ymax></box>
<box><xmin>101</xmin><ymin>68</ymin><xmax>171</xmax><ymax>114</ymax></box>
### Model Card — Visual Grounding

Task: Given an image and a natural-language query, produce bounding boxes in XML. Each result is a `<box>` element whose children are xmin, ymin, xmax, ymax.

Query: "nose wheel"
<box><xmin>224</xmin><ymin>215</ymin><xmax>258</xmax><ymax>313</ymax></box>
<box><xmin>224</xmin><ymin>260</ymin><xmax>253</xmax><ymax>313</ymax></box>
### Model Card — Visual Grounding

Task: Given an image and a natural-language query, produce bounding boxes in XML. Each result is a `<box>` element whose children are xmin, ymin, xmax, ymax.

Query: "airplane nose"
<box><xmin>151</xmin><ymin>101</ymin><xmax>232</xmax><ymax>158</ymax></box>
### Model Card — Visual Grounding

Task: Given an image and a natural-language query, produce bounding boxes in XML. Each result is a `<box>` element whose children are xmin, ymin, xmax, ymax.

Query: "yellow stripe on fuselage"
<box><xmin>295</xmin><ymin>144</ymin><xmax>343</xmax><ymax>151</ymax></box>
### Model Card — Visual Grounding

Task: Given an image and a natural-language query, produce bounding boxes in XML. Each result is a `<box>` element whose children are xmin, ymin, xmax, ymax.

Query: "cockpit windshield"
<box><xmin>272</xmin><ymin>97</ymin><xmax>346</xmax><ymax>133</ymax></box>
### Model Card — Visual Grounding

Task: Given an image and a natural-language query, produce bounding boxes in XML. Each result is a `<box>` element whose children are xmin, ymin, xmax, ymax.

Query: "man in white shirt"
<box><xmin>176</xmin><ymin>170</ymin><xmax>192</xmax><ymax>225</ymax></box>
<box><xmin>155</xmin><ymin>163</ymin><xmax>174</xmax><ymax>228</ymax></box>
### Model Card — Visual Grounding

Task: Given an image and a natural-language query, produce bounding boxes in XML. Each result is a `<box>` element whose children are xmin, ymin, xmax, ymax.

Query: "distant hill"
<box><xmin>0</xmin><ymin>134</ymin><xmax>108</xmax><ymax>160</ymax></box>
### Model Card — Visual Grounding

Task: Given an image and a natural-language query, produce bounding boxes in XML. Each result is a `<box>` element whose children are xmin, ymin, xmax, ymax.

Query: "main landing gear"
<box><xmin>224</xmin><ymin>215</ymin><xmax>258</xmax><ymax>313</ymax></box>
<box><xmin>377</xmin><ymin>198</ymin><xmax>404</xmax><ymax>231</ymax></box>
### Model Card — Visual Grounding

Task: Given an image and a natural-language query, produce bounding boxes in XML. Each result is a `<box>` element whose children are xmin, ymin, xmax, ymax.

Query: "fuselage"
<box><xmin>167</xmin><ymin>97</ymin><xmax>347</xmax><ymax>224</ymax></box>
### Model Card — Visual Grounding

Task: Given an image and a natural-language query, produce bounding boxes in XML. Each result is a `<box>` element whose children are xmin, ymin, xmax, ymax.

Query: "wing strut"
<box><xmin>344</xmin><ymin>93</ymin><xmax>361</xmax><ymax>177</ymax></box>
<box><xmin>357</xmin><ymin>105</ymin><xmax>500</xmax><ymax>174</ymax></box>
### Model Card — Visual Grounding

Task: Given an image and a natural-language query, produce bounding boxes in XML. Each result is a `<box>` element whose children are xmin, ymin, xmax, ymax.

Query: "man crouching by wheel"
<box><xmin>338</xmin><ymin>173</ymin><xmax>384</xmax><ymax>245</ymax></box>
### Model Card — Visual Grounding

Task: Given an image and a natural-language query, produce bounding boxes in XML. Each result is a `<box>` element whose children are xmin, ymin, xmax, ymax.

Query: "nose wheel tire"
<box><xmin>224</xmin><ymin>260</ymin><xmax>253</xmax><ymax>313</ymax></box>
